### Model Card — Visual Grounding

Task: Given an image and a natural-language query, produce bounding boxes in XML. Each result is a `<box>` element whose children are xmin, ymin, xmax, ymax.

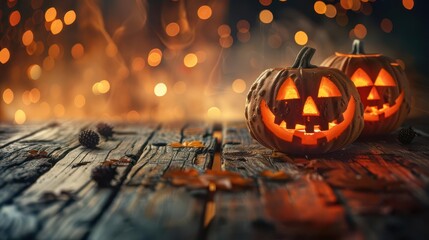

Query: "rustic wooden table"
<box><xmin>0</xmin><ymin>120</ymin><xmax>428</xmax><ymax>240</ymax></box>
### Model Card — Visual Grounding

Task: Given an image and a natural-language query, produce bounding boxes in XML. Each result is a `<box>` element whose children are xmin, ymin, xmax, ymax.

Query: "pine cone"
<box><xmin>79</xmin><ymin>130</ymin><xmax>100</xmax><ymax>148</ymax></box>
<box><xmin>91</xmin><ymin>165</ymin><xmax>117</xmax><ymax>187</ymax></box>
<box><xmin>398</xmin><ymin>127</ymin><xmax>416</xmax><ymax>144</ymax></box>
<box><xmin>96</xmin><ymin>122</ymin><xmax>114</xmax><ymax>139</ymax></box>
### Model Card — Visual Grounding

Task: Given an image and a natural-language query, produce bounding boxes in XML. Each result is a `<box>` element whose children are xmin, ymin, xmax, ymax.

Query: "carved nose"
<box><xmin>367</xmin><ymin>86</ymin><xmax>381</xmax><ymax>100</ymax></box>
<box><xmin>302</xmin><ymin>96</ymin><xmax>320</xmax><ymax>116</ymax></box>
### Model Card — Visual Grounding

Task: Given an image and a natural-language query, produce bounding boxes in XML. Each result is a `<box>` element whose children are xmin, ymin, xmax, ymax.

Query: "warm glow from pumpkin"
<box><xmin>276</xmin><ymin>77</ymin><xmax>300</xmax><ymax>100</ymax></box>
<box><xmin>374</xmin><ymin>68</ymin><xmax>396</xmax><ymax>86</ymax></box>
<box><xmin>367</xmin><ymin>87</ymin><xmax>381</xmax><ymax>100</ymax></box>
<box><xmin>260</xmin><ymin>97</ymin><xmax>356</xmax><ymax>145</ymax></box>
<box><xmin>351</xmin><ymin>68</ymin><xmax>372</xmax><ymax>87</ymax></box>
<box><xmin>302</xmin><ymin>96</ymin><xmax>320</xmax><ymax>116</ymax></box>
<box><xmin>318</xmin><ymin>77</ymin><xmax>342</xmax><ymax>98</ymax></box>
<box><xmin>364</xmin><ymin>92</ymin><xmax>404</xmax><ymax>121</ymax></box>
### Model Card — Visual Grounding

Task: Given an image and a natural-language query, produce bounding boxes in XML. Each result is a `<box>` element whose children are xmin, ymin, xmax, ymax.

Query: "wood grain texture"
<box><xmin>89</xmin><ymin>123</ymin><xmax>216</xmax><ymax>240</ymax></box>
<box><xmin>0</xmin><ymin>122</ymin><xmax>85</xmax><ymax>206</ymax></box>
<box><xmin>0</xmin><ymin>121</ymin><xmax>429</xmax><ymax>239</ymax></box>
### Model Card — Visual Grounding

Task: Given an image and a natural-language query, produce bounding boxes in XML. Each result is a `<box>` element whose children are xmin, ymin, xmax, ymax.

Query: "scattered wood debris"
<box><xmin>71</xmin><ymin>161</ymin><xmax>91</xmax><ymax>168</ymax></box>
<box><xmin>101</xmin><ymin>157</ymin><xmax>131</xmax><ymax>167</ymax></box>
<box><xmin>163</xmin><ymin>168</ymin><xmax>253</xmax><ymax>190</ymax></box>
<box><xmin>27</xmin><ymin>150</ymin><xmax>48</xmax><ymax>159</ymax></box>
<box><xmin>170</xmin><ymin>141</ymin><xmax>205</xmax><ymax>148</ymax></box>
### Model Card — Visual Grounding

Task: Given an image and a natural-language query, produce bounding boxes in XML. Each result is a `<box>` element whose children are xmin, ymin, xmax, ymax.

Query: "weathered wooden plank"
<box><xmin>89</xmin><ymin>123</ymin><xmax>215</xmax><ymax>240</ymax></box>
<box><xmin>0</xmin><ymin>122</ymin><xmax>59</xmax><ymax>149</ymax></box>
<box><xmin>20</xmin><ymin>123</ymin><xmax>158</xmax><ymax>240</ymax></box>
<box><xmin>2</xmin><ymin>121</ymin><xmax>429</xmax><ymax>239</ymax></box>
<box><xmin>207</xmin><ymin>122</ymin><xmax>352</xmax><ymax>239</ymax></box>
<box><xmin>0</xmin><ymin>122</ymin><xmax>86</xmax><ymax>206</ymax></box>
<box><xmin>300</xmin><ymin>136</ymin><xmax>429</xmax><ymax>239</ymax></box>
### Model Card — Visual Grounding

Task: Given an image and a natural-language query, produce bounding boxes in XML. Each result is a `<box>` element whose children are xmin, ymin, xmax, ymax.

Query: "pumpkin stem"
<box><xmin>351</xmin><ymin>39</ymin><xmax>365</xmax><ymax>54</ymax></box>
<box><xmin>291</xmin><ymin>47</ymin><xmax>317</xmax><ymax>68</ymax></box>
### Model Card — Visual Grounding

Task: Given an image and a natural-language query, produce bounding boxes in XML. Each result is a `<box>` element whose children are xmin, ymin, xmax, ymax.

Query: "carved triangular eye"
<box><xmin>276</xmin><ymin>77</ymin><xmax>300</xmax><ymax>100</ymax></box>
<box><xmin>351</xmin><ymin>68</ymin><xmax>373</xmax><ymax>87</ymax></box>
<box><xmin>318</xmin><ymin>77</ymin><xmax>341</xmax><ymax>98</ymax></box>
<box><xmin>302</xmin><ymin>96</ymin><xmax>320</xmax><ymax>116</ymax></box>
<box><xmin>374</xmin><ymin>68</ymin><xmax>396</xmax><ymax>86</ymax></box>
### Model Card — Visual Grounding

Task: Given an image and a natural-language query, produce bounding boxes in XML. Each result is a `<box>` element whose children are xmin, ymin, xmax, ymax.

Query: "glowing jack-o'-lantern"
<box><xmin>321</xmin><ymin>40</ymin><xmax>411</xmax><ymax>136</ymax></box>
<box><xmin>245</xmin><ymin>47</ymin><xmax>364</xmax><ymax>155</ymax></box>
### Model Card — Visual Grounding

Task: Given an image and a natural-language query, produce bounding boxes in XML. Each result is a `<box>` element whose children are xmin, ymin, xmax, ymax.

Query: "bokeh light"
<box><xmin>207</xmin><ymin>107</ymin><xmax>221</xmax><ymax>120</ymax></box>
<box><xmin>184</xmin><ymin>53</ymin><xmax>198</xmax><ymax>68</ymax></box>
<box><xmin>71</xmin><ymin>43</ymin><xmax>85</xmax><ymax>59</ymax></box>
<box><xmin>294</xmin><ymin>31</ymin><xmax>308</xmax><ymax>45</ymax></box>
<box><xmin>354</xmin><ymin>24</ymin><xmax>367</xmax><ymax>39</ymax></box>
<box><xmin>381</xmin><ymin>18</ymin><xmax>393</xmax><ymax>33</ymax></box>
<box><xmin>50</xmin><ymin>19</ymin><xmax>63</xmax><ymax>35</ymax></box>
<box><xmin>22</xmin><ymin>30</ymin><xmax>34</xmax><ymax>46</ymax></box>
<box><xmin>28</xmin><ymin>64</ymin><xmax>42</xmax><ymax>80</ymax></box>
<box><xmin>259</xmin><ymin>10</ymin><xmax>273</xmax><ymax>24</ymax></box>
<box><xmin>45</xmin><ymin>7</ymin><xmax>57</xmax><ymax>22</ymax></box>
<box><xmin>148</xmin><ymin>48</ymin><xmax>162</xmax><ymax>67</ymax></box>
<box><xmin>217</xmin><ymin>25</ymin><xmax>231</xmax><ymax>37</ymax></box>
<box><xmin>154</xmin><ymin>83</ymin><xmax>167</xmax><ymax>97</ymax></box>
<box><xmin>402</xmin><ymin>0</ymin><xmax>414</xmax><ymax>10</ymax></box>
<box><xmin>232</xmin><ymin>79</ymin><xmax>247</xmax><ymax>93</ymax></box>
<box><xmin>314</xmin><ymin>1</ymin><xmax>326</xmax><ymax>15</ymax></box>
<box><xmin>3</xmin><ymin>89</ymin><xmax>14</xmax><ymax>104</ymax></box>
<box><xmin>165</xmin><ymin>22</ymin><xmax>180</xmax><ymax>37</ymax></box>
<box><xmin>15</xmin><ymin>110</ymin><xmax>26</xmax><ymax>124</ymax></box>
<box><xmin>64</xmin><ymin>10</ymin><xmax>76</xmax><ymax>25</ymax></box>
<box><xmin>0</xmin><ymin>48</ymin><xmax>11</xmax><ymax>64</ymax></box>
<box><xmin>197</xmin><ymin>5</ymin><xmax>212</xmax><ymax>20</ymax></box>
<box><xmin>9</xmin><ymin>11</ymin><xmax>21</xmax><ymax>26</ymax></box>
<box><xmin>29</xmin><ymin>88</ymin><xmax>41</xmax><ymax>103</ymax></box>
<box><xmin>325</xmin><ymin>4</ymin><xmax>337</xmax><ymax>18</ymax></box>
<box><xmin>0</xmin><ymin>0</ymin><xmax>424</xmax><ymax>123</ymax></box>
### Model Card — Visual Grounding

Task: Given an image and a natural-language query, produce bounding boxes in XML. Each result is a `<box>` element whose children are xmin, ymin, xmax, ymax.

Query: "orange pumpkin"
<box><xmin>321</xmin><ymin>40</ymin><xmax>411</xmax><ymax>136</ymax></box>
<box><xmin>245</xmin><ymin>47</ymin><xmax>364</xmax><ymax>155</ymax></box>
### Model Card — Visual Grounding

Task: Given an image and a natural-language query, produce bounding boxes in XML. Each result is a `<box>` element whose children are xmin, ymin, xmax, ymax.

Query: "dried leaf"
<box><xmin>170</xmin><ymin>142</ymin><xmax>184</xmax><ymax>148</ymax></box>
<box><xmin>28</xmin><ymin>150</ymin><xmax>38</xmax><ymax>155</ymax></box>
<box><xmin>27</xmin><ymin>150</ymin><xmax>49</xmax><ymax>159</ymax></box>
<box><xmin>164</xmin><ymin>168</ymin><xmax>253</xmax><ymax>190</ymax></box>
<box><xmin>170</xmin><ymin>141</ymin><xmax>205</xmax><ymax>148</ymax></box>
<box><xmin>260</xmin><ymin>170</ymin><xmax>290</xmax><ymax>181</ymax></box>
<box><xmin>71</xmin><ymin>161</ymin><xmax>90</xmax><ymax>168</ymax></box>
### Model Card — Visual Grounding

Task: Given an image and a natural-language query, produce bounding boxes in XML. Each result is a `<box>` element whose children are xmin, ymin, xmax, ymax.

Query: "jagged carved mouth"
<box><xmin>260</xmin><ymin>96</ymin><xmax>356</xmax><ymax>145</ymax></box>
<box><xmin>364</xmin><ymin>91</ymin><xmax>404</xmax><ymax>121</ymax></box>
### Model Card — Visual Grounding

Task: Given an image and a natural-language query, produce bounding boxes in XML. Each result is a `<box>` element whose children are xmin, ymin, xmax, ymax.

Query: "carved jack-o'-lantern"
<box><xmin>245</xmin><ymin>47</ymin><xmax>364</xmax><ymax>155</ymax></box>
<box><xmin>321</xmin><ymin>40</ymin><xmax>411</xmax><ymax>136</ymax></box>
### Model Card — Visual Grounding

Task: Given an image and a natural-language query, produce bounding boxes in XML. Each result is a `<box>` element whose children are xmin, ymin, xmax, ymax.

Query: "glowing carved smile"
<box><xmin>260</xmin><ymin>96</ymin><xmax>356</xmax><ymax>145</ymax></box>
<box><xmin>364</xmin><ymin>91</ymin><xmax>404</xmax><ymax>121</ymax></box>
